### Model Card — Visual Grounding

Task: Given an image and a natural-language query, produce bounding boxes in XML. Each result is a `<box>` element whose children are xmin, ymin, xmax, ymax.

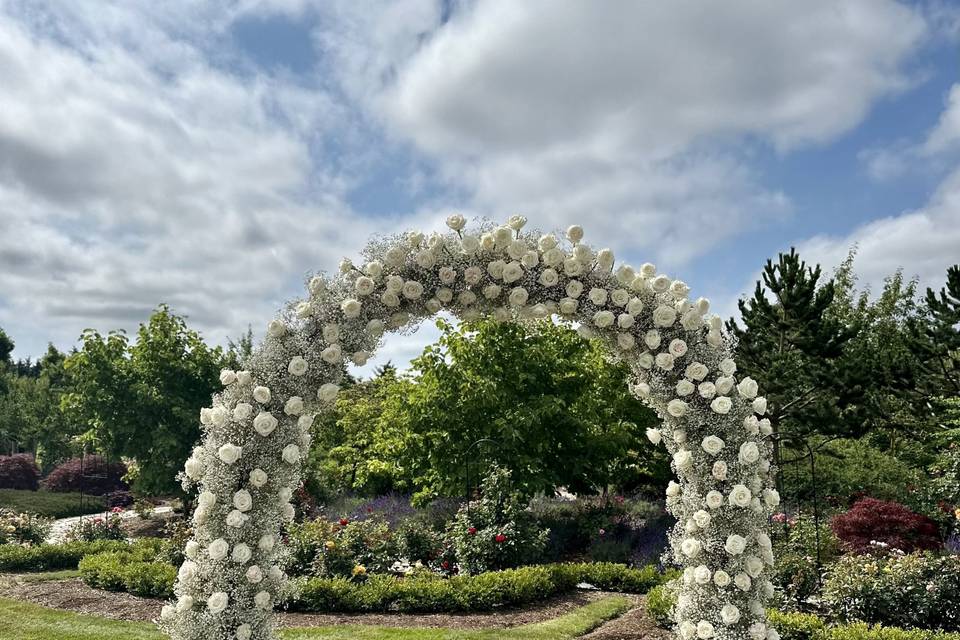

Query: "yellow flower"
<box><xmin>324</xmin><ymin>540</ymin><xmax>336</xmax><ymax>550</ymax></box>
<box><xmin>954</xmin><ymin>507</ymin><xmax>960</xmax><ymax>521</ymax></box>
<box><xmin>352</xmin><ymin>565</ymin><xmax>366</xmax><ymax>576</ymax></box>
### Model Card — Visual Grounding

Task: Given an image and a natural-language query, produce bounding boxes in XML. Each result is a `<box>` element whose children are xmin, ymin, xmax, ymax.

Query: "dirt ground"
<box><xmin>0</xmin><ymin>576</ymin><xmax>661</xmax><ymax>632</ymax></box>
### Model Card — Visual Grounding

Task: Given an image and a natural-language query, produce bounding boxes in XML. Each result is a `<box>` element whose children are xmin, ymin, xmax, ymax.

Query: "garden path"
<box><xmin>44</xmin><ymin>506</ymin><xmax>174</xmax><ymax>543</ymax></box>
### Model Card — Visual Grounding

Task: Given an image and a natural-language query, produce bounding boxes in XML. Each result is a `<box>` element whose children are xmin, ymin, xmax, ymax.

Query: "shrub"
<box><xmin>831</xmin><ymin>497</ymin><xmax>941</xmax><ymax>553</ymax></box>
<box><xmin>394</xmin><ymin>519</ymin><xmax>445</xmax><ymax>566</ymax></box>
<box><xmin>0</xmin><ymin>539</ymin><xmax>131</xmax><ymax>571</ymax></box>
<box><xmin>63</xmin><ymin>513</ymin><xmax>125</xmax><ymax>542</ymax></box>
<box><xmin>0</xmin><ymin>454</ymin><xmax>40</xmax><ymax>490</ymax></box>
<box><xmin>79</xmin><ymin>542</ymin><xmax>174</xmax><ymax>598</ymax></box>
<box><xmin>646</xmin><ymin>581</ymin><xmax>676</xmax><ymax>627</ymax></box>
<box><xmin>0</xmin><ymin>508</ymin><xmax>51</xmax><ymax>545</ymax></box>
<box><xmin>822</xmin><ymin>551</ymin><xmax>960</xmax><ymax>631</ymax></box>
<box><xmin>292</xmin><ymin>561</ymin><xmax>669</xmax><ymax>613</ymax></box>
<box><xmin>447</xmin><ymin>466</ymin><xmax>549</xmax><ymax>575</ymax></box>
<box><xmin>772</xmin><ymin>518</ymin><xmax>840</xmax><ymax>609</ymax></box>
<box><xmin>41</xmin><ymin>456</ymin><xmax>127</xmax><ymax>495</ymax></box>
<box><xmin>104</xmin><ymin>490</ymin><xmax>134</xmax><ymax>509</ymax></box>
<box><xmin>767</xmin><ymin>610</ymin><xmax>825</xmax><ymax>640</ymax></box>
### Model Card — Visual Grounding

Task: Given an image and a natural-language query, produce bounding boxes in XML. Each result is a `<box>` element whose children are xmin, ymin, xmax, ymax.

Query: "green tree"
<box><xmin>61</xmin><ymin>305</ymin><xmax>225</xmax><ymax>495</ymax></box>
<box><xmin>380</xmin><ymin>318</ymin><xmax>663</xmax><ymax>503</ymax></box>
<box><xmin>0</xmin><ymin>327</ymin><xmax>14</xmax><ymax>368</ymax></box>
<box><xmin>913</xmin><ymin>264</ymin><xmax>960</xmax><ymax>395</ymax></box>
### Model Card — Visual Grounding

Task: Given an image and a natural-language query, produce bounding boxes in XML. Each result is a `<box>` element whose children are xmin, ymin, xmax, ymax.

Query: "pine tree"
<box><xmin>914</xmin><ymin>265</ymin><xmax>960</xmax><ymax>395</ymax></box>
<box><xmin>728</xmin><ymin>249</ymin><xmax>859</xmax><ymax>475</ymax></box>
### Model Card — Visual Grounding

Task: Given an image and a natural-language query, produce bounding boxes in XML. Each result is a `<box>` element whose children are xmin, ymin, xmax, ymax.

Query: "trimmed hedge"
<box><xmin>292</xmin><ymin>562</ymin><xmax>670</xmax><ymax>613</ymax></box>
<box><xmin>79</xmin><ymin>543</ymin><xmax>174</xmax><ymax>599</ymax></box>
<box><xmin>0</xmin><ymin>540</ymin><xmax>132</xmax><ymax>572</ymax></box>
<box><xmin>41</xmin><ymin>456</ymin><xmax>127</xmax><ymax>496</ymax></box>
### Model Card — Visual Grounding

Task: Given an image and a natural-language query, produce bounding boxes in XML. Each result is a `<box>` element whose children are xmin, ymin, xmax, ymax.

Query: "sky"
<box><xmin>1</xmin><ymin>0</ymin><xmax>959</xmax><ymax>377</ymax></box>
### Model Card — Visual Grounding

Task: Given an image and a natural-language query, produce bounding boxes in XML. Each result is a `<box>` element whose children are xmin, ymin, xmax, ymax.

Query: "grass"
<box><xmin>0</xmin><ymin>595</ymin><xmax>631</xmax><ymax>640</ymax></box>
<box><xmin>0</xmin><ymin>489</ymin><xmax>105</xmax><ymax>518</ymax></box>
<box><xmin>15</xmin><ymin>569</ymin><xmax>82</xmax><ymax>582</ymax></box>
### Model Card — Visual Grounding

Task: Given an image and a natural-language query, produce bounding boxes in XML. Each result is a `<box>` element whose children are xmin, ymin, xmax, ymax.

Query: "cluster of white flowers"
<box><xmin>161</xmin><ymin>218</ymin><xmax>776</xmax><ymax>640</ymax></box>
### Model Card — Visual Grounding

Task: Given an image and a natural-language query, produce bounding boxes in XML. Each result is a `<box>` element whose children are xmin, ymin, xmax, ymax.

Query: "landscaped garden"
<box><xmin>1</xmin><ymin>220</ymin><xmax>959</xmax><ymax>640</ymax></box>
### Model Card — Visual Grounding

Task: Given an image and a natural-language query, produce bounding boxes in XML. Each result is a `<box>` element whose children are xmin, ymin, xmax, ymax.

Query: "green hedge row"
<box><xmin>78</xmin><ymin>544</ymin><xmax>175</xmax><ymax>599</ymax></box>
<box><xmin>292</xmin><ymin>562</ymin><xmax>672</xmax><ymax>613</ymax></box>
<box><xmin>769</xmin><ymin>611</ymin><xmax>960</xmax><ymax>640</ymax></box>
<box><xmin>0</xmin><ymin>540</ymin><xmax>132</xmax><ymax>572</ymax></box>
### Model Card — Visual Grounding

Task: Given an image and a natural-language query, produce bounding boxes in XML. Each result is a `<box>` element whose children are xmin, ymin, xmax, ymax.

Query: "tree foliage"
<box><xmin>61</xmin><ymin>305</ymin><xmax>225</xmax><ymax>495</ymax></box>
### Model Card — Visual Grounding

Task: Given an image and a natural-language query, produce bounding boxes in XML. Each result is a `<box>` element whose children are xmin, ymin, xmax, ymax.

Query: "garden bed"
<box><xmin>0</xmin><ymin>574</ymin><xmax>635</xmax><ymax>630</ymax></box>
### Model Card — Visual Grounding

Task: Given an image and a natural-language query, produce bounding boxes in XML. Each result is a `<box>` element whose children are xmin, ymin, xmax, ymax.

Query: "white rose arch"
<box><xmin>160</xmin><ymin>217</ymin><xmax>779</xmax><ymax>640</ymax></box>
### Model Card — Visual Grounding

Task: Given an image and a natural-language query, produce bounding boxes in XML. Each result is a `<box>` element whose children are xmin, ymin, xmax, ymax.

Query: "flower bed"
<box><xmin>78</xmin><ymin>543</ymin><xmax>175</xmax><ymax>599</ymax></box>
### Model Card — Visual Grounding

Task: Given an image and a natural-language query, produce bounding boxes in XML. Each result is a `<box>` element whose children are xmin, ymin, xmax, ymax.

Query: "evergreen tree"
<box><xmin>728</xmin><ymin>249</ymin><xmax>859</xmax><ymax>472</ymax></box>
<box><xmin>914</xmin><ymin>264</ymin><xmax>960</xmax><ymax>395</ymax></box>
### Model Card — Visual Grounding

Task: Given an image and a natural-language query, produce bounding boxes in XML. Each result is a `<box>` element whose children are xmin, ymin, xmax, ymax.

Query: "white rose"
<box><xmin>402</xmin><ymin>280</ymin><xmax>424</xmax><ymax>299</ymax></box>
<box><xmin>616</xmin><ymin>313</ymin><xmax>635</xmax><ymax>330</ymax></box>
<box><xmin>652</xmin><ymin>305</ymin><xmax>677</xmax><ymax>327</ymax></box>
<box><xmin>355</xmin><ymin>276</ymin><xmax>375</xmax><ymax>296</ymax></box>
<box><xmin>593</xmin><ymin>310</ymin><xmax>615</xmax><ymax>328</ymax></box>
<box><xmin>670</xmin><ymin>280</ymin><xmax>690</xmax><ymax>298</ymax></box>
<box><xmin>541</xmin><ymin>247</ymin><xmax>562</xmax><ymax>267</ymax></box>
<box><xmin>679</xmin><ymin>621</ymin><xmax>697</xmax><ymax>640</ymax></box>
<box><xmin>176</xmin><ymin>594</ymin><xmax>194</xmax><ymax>613</ymax></box>
<box><xmin>725</xmin><ymin>534</ymin><xmax>747</xmax><ymax>555</ymax></box>
<box><xmin>236</xmin><ymin>624</ymin><xmax>252</xmax><ymax>640</ymax></box>
<box><xmin>508</xmin><ymin>287</ymin><xmax>529</xmax><ymax>307</ymax></box>
<box><xmin>380</xmin><ymin>290</ymin><xmax>400</xmax><ymax>308</ymax></box>
<box><xmin>694</xmin><ymin>564</ymin><xmax>712</xmax><ymax>584</ymax></box>
<box><xmin>278</xmin><ymin>487</ymin><xmax>293</xmax><ymax>503</ymax></box>
<box><xmin>701</xmin><ymin>435</ymin><xmax>725</xmax><ymax>456</ymax></box>
<box><xmin>637</xmin><ymin>351</ymin><xmax>654</xmax><ymax>369</ymax></box>
<box><xmin>321</xmin><ymin>344</ymin><xmax>342</xmax><ymax>364</ymax></box>
<box><xmin>258</xmin><ymin>534</ymin><xmax>275</xmax><ymax>552</ymax></box>
<box><xmin>501</xmin><ymin>261</ymin><xmax>524</xmax><ymax>283</ymax></box>
<box><xmin>739</xmin><ymin>441</ymin><xmax>760</xmax><ymax>464</ymax></box>
<box><xmin>461</xmin><ymin>235</ymin><xmax>480</xmax><ymax>255</ymax></box>
<box><xmin>669</xmin><ymin>339</ymin><xmax>688</xmax><ymax>357</ymax></box>
<box><xmin>756</xmin><ymin>532</ymin><xmax>772</xmax><ymax>550</ymax></box>
<box><xmin>233</xmin><ymin>490</ymin><xmax>253</xmax><ymax>512</ymax></box>
<box><xmin>712</xmin><ymin>460</ymin><xmax>728</xmax><ymax>480</ymax></box>
<box><xmin>178</xmin><ymin>560</ymin><xmax>198</xmax><ymax>582</ymax></box>
<box><xmin>737</xmin><ymin>376</ymin><xmax>759</xmax><ymax>399</ymax></box>
<box><xmin>226</xmin><ymin>509</ymin><xmax>248</xmax><ymax>528</ymax></box>
<box><xmin>283</xmin><ymin>396</ymin><xmax>304</xmax><ymax>416</ymax></box>
<box><xmin>685</xmin><ymin>362</ymin><xmax>709</xmax><ymax>381</ymax></box>
<box><xmin>563</xmin><ymin>257</ymin><xmax>583</xmax><ymax>276</ymax></box>
<box><xmin>385</xmin><ymin>246</ymin><xmax>406</xmax><ymax>267</ymax></box>
<box><xmin>160</xmin><ymin>604</ymin><xmax>176</xmax><ymax>621</ymax></box>
<box><xmin>639</xmin><ymin>332</ymin><xmax>658</xmax><ymax>352</ymax></box>
<box><xmin>458</xmin><ymin>290</ymin><xmax>477</xmax><ymax>307</ymax></box>
<box><xmin>425</xmin><ymin>298</ymin><xmax>442</xmax><ymax>313</ymax></box>
<box><xmin>667</xmin><ymin>399</ymin><xmax>687</xmax><ymax>417</ymax></box>
<box><xmin>617</xmin><ymin>333</ymin><xmax>635</xmax><ymax>350</ymax></box>
<box><xmin>538</xmin><ymin>268</ymin><xmax>559</xmax><ymax>287</ymax></box>
<box><xmin>626</xmin><ymin>297</ymin><xmax>644</xmax><ymax>316</ymax></box>
<box><xmin>743</xmin><ymin>415</ymin><xmax>760</xmax><ymax>435</ymax></box>
<box><xmin>610</xmin><ymin>289</ymin><xmax>629</xmax><ymax>307</ymax></box>
<box><xmin>763</xmin><ymin>488</ymin><xmax>781</xmax><ymax>508</ymax></box>
<box><xmin>246</xmin><ymin>565</ymin><xmax>264</xmax><ymax>584</ymax></box>
<box><xmin>729</xmin><ymin>484</ymin><xmax>753</xmax><ymax>507</ymax></box>
<box><xmin>712</xmin><ymin>377</ymin><xmax>733</xmax><ymax>396</ymax></box>
<box><xmin>267</xmin><ymin>320</ymin><xmax>287</xmax><ymax>338</ymax></box>
<box><xmin>666</xmin><ymin>481</ymin><xmax>682</xmax><ymax>498</ymax></box>
<box><xmin>253</xmin><ymin>385</ymin><xmax>272</xmax><ymax>404</ymax></box>
<box><xmin>714</xmin><ymin>570</ymin><xmax>731</xmax><ymax>587</ymax></box>
<box><xmin>232</xmin><ymin>543</ymin><xmax>252</xmax><ymax>564</ymax></box>
<box><xmin>415</xmin><ymin>249</ymin><xmax>436</xmax><ymax>269</ymax></box>
<box><xmin>693</xmin><ymin>509</ymin><xmax>711</xmax><ymax>528</ymax></box>
<box><xmin>218</xmin><ymin>443</ymin><xmax>241</xmax><ymax>465</ymax></box>
<box><xmin>249</xmin><ymin>468</ymin><xmax>268</xmax><ymax>488</ymax></box>
<box><xmin>340</xmin><ymin>298</ymin><xmax>362</xmax><ymax>318</ymax></box>
<box><xmin>521</xmin><ymin>250</ymin><xmax>539</xmax><ymax>269</ymax></box>
<box><xmin>253</xmin><ymin>412</ymin><xmax>278</xmax><ymax>437</ymax></box>
<box><xmin>711</xmin><ymin>396</ymin><xmax>733</xmax><ymax>414</ymax></box>
<box><xmin>646</xmin><ymin>428</ymin><xmax>662</xmax><ymax>445</ymax></box>
<box><xmin>185</xmin><ymin>540</ymin><xmax>199</xmax><ymax>560</ymax></box>
<box><xmin>673</xmin><ymin>449</ymin><xmax>693</xmax><ymax>470</ymax></box>
<box><xmin>446</xmin><ymin>213</ymin><xmax>466</xmax><ymax>230</ymax></box>
<box><xmin>759</xmin><ymin>418</ymin><xmax>773</xmax><ymax>436</ymax></box>
<box><xmin>676</xmin><ymin>380</ymin><xmax>695</xmax><ymax>396</ymax></box>
<box><xmin>209</xmin><ymin>538</ymin><xmax>229</xmax><ymax>561</ymax></box>
<box><xmin>720</xmin><ymin>604</ymin><xmax>741</xmax><ymax>625</ymax></box>
<box><xmin>295</xmin><ymin>301</ymin><xmax>312</xmax><ymax>318</ymax></box>
<box><xmin>587</xmin><ymin>288</ymin><xmax>607</xmax><ymax>306</ymax></box>
<box><xmin>656</xmin><ymin>352</ymin><xmax>675</xmax><ymax>370</ymax></box>
<box><xmin>282</xmin><ymin>444</ymin><xmax>300</xmax><ymax>464</ymax></box>
<box><xmin>207</xmin><ymin>591</ymin><xmax>229</xmax><ymax>615</ymax></box>
<box><xmin>634</xmin><ymin>381</ymin><xmax>651</xmax><ymax>397</ymax></box>
<box><xmin>616</xmin><ymin>264</ymin><xmax>636</xmax><ymax>285</ymax></box>
<box><xmin>317</xmin><ymin>383</ymin><xmax>341</xmax><ymax>403</ymax></box>
<box><xmin>697</xmin><ymin>620</ymin><xmax>715</xmax><ymax>639</ymax></box>
<box><xmin>745</xmin><ymin>555</ymin><xmax>765</xmax><ymax>578</ymax></box>
<box><xmin>680</xmin><ymin>538</ymin><xmax>702</xmax><ymax>558</ymax></box>
<box><xmin>233</xmin><ymin>403</ymin><xmax>253</xmax><ymax>422</ymax></box>
<box><xmin>184</xmin><ymin>457</ymin><xmax>203</xmax><ymax>480</ymax></box>
<box><xmin>566</xmin><ymin>225</ymin><xmax>584</xmax><ymax>243</ymax></box>
<box><xmin>719</xmin><ymin>358</ymin><xmax>737</xmax><ymax>375</ymax></box>
<box><xmin>752</xmin><ymin>396</ymin><xmax>768</xmax><ymax>415</ymax></box>
<box><xmin>297</xmin><ymin>414</ymin><xmax>314</xmax><ymax>432</ymax></box>
<box><xmin>749</xmin><ymin>623</ymin><xmax>766</xmax><ymax>640</ymax></box>
<box><xmin>253</xmin><ymin>590</ymin><xmax>272</xmax><ymax>610</ymax></box>
<box><xmin>219</xmin><ymin>369</ymin><xmax>237</xmax><ymax>386</ymax></box>
<box><xmin>198</xmin><ymin>491</ymin><xmax>217</xmax><ymax>509</ymax></box>
<box><xmin>705</xmin><ymin>491</ymin><xmax>724</xmax><ymax>509</ymax></box>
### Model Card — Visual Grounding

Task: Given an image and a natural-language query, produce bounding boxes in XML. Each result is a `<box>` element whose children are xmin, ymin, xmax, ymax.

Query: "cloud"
<box><xmin>922</xmin><ymin>83</ymin><xmax>960</xmax><ymax>155</ymax></box>
<box><xmin>796</xmin><ymin>166</ymin><xmax>960</xmax><ymax>294</ymax></box>
<box><xmin>322</xmin><ymin>0</ymin><xmax>926</xmax><ymax>265</ymax></box>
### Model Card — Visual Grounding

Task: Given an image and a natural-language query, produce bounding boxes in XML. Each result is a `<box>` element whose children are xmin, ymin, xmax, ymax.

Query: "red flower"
<box><xmin>366</xmin><ymin>507</ymin><xmax>373</xmax><ymax>513</ymax></box>
<box><xmin>495</xmin><ymin>533</ymin><xmax>507</xmax><ymax>543</ymax></box>
<box><xmin>441</xmin><ymin>561</ymin><xmax>450</xmax><ymax>569</ymax></box>
<box><xmin>468</xmin><ymin>527</ymin><xmax>477</xmax><ymax>535</ymax></box>
<box><xmin>339</xmin><ymin>518</ymin><xmax>349</xmax><ymax>526</ymax></box>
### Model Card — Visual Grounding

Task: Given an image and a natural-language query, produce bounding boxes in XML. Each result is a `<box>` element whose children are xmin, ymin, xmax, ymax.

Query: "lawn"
<box><xmin>0</xmin><ymin>489</ymin><xmax>105</xmax><ymax>519</ymax></box>
<box><xmin>0</xmin><ymin>595</ymin><xmax>630</xmax><ymax>640</ymax></box>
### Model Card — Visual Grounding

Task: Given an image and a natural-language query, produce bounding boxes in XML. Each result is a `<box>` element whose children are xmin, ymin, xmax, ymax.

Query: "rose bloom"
<box><xmin>253</xmin><ymin>385</ymin><xmax>271</xmax><ymax>403</ymax></box>
<box><xmin>617</xmin><ymin>333</ymin><xmax>635</xmax><ymax>350</ymax></box>
<box><xmin>725</xmin><ymin>534</ymin><xmax>747</xmax><ymax>555</ymax></box>
<box><xmin>209</xmin><ymin>538</ymin><xmax>229</xmax><ymax>561</ymax></box>
<box><xmin>729</xmin><ymin>484</ymin><xmax>753</xmax><ymax>507</ymax></box>
<box><xmin>720</xmin><ymin>604</ymin><xmax>741</xmax><ymax>625</ymax></box>
<box><xmin>667</xmin><ymin>399</ymin><xmax>687</xmax><ymax>417</ymax></box>
<box><xmin>655</xmin><ymin>352</ymin><xmax>675</xmax><ymax>370</ymax></box>
<box><xmin>233</xmin><ymin>490</ymin><xmax>253</xmax><ymax>512</ymax></box>
<box><xmin>701</xmin><ymin>435</ymin><xmax>725</xmax><ymax>456</ymax></box>
<box><xmin>588</xmin><ymin>288</ymin><xmax>608</xmax><ymax>305</ymax></box>
<box><xmin>218</xmin><ymin>443</ymin><xmax>241</xmax><ymax>465</ymax></box>
<box><xmin>685</xmin><ymin>362</ymin><xmax>709</xmax><ymax>381</ymax></box>
<box><xmin>705</xmin><ymin>491</ymin><xmax>724</xmax><ymax>509</ymax></box>
<box><xmin>698</xmin><ymin>382</ymin><xmax>717</xmax><ymax>398</ymax></box>
<box><xmin>207</xmin><ymin>591</ymin><xmax>229</xmax><ymax>615</ymax></box>
<box><xmin>739</xmin><ymin>441</ymin><xmax>760</xmax><ymax>464</ymax></box>
<box><xmin>692</xmin><ymin>509</ymin><xmax>711</xmax><ymax>528</ymax></box>
<box><xmin>652</xmin><ymin>305</ymin><xmax>677</xmax><ymax>327</ymax></box>
<box><xmin>697</xmin><ymin>620</ymin><xmax>715</xmax><ymax>639</ymax></box>
<box><xmin>712</xmin><ymin>460</ymin><xmax>728</xmax><ymax>480</ymax></box>
<box><xmin>253</xmin><ymin>412</ymin><xmax>277</xmax><ymax>437</ymax></box>
<box><xmin>676</xmin><ymin>379</ymin><xmax>695</xmax><ymax>396</ymax></box>
<box><xmin>233</xmin><ymin>402</ymin><xmax>253</xmax><ymax>421</ymax></box>
<box><xmin>680</xmin><ymin>538</ymin><xmax>702</xmax><ymax>557</ymax></box>
<box><xmin>673</xmin><ymin>449</ymin><xmax>693</xmax><ymax>470</ymax></box>
<box><xmin>539</xmin><ymin>268</ymin><xmax>559</xmax><ymax>287</ymax></box>
<box><xmin>669</xmin><ymin>339</ymin><xmax>688</xmax><ymax>357</ymax></box>
<box><xmin>318</xmin><ymin>383</ymin><xmax>340</xmax><ymax>402</ymax></box>
<box><xmin>282</xmin><ymin>444</ymin><xmax>301</xmax><ymax>464</ymax></box>
<box><xmin>593</xmin><ymin>310</ymin><xmax>615</xmax><ymax>328</ymax></box>
<box><xmin>711</xmin><ymin>396</ymin><xmax>733</xmax><ymax>414</ymax></box>
<box><xmin>714</xmin><ymin>570</ymin><xmax>731</xmax><ymax>587</ymax></box>
<box><xmin>438</xmin><ymin>267</ymin><xmax>456</xmax><ymax>285</ymax></box>
<box><xmin>617</xmin><ymin>313</ymin><xmax>635</xmax><ymax>329</ymax></box>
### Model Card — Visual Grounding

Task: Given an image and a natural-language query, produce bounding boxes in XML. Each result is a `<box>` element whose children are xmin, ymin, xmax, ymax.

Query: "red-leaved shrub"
<box><xmin>41</xmin><ymin>456</ymin><xmax>128</xmax><ymax>495</ymax></box>
<box><xmin>831</xmin><ymin>497</ymin><xmax>941</xmax><ymax>553</ymax></box>
<box><xmin>0</xmin><ymin>454</ymin><xmax>41</xmax><ymax>490</ymax></box>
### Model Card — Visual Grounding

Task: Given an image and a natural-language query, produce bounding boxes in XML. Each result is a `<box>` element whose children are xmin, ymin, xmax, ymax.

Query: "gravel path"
<box><xmin>45</xmin><ymin>506</ymin><xmax>174</xmax><ymax>543</ymax></box>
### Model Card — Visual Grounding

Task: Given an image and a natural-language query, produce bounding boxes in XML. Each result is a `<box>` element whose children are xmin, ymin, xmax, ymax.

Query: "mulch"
<box><xmin>580</xmin><ymin>596</ymin><xmax>670</xmax><ymax>640</ymax></box>
<box><xmin>0</xmin><ymin>576</ymin><xmax>637</xmax><ymax>630</ymax></box>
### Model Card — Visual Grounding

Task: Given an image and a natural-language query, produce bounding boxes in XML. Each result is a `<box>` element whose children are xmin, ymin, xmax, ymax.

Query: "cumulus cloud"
<box><xmin>797</xmin><ymin>167</ymin><xmax>960</xmax><ymax>295</ymax></box>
